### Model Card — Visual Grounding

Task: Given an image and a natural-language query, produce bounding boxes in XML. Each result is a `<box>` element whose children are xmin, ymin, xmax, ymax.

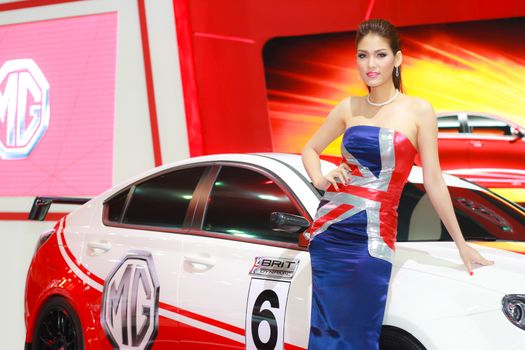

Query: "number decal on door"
<box><xmin>246</xmin><ymin>278</ymin><xmax>290</xmax><ymax>350</ymax></box>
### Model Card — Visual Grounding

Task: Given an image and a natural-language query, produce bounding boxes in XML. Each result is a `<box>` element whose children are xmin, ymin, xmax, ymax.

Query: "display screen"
<box><xmin>0</xmin><ymin>13</ymin><xmax>117</xmax><ymax>196</ymax></box>
<box><xmin>262</xmin><ymin>17</ymin><xmax>525</xmax><ymax>155</ymax></box>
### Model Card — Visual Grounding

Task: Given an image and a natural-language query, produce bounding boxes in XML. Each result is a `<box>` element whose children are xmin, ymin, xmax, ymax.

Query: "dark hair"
<box><xmin>355</xmin><ymin>18</ymin><xmax>403</xmax><ymax>93</ymax></box>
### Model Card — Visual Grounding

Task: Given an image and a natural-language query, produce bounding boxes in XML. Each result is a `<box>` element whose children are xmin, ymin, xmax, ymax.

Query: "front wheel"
<box><xmin>380</xmin><ymin>326</ymin><xmax>426</xmax><ymax>350</ymax></box>
<box><xmin>31</xmin><ymin>296</ymin><xmax>84</xmax><ymax>350</ymax></box>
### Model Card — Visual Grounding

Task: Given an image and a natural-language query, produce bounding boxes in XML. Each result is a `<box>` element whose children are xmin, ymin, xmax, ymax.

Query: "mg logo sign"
<box><xmin>0</xmin><ymin>59</ymin><xmax>50</xmax><ymax>159</ymax></box>
<box><xmin>101</xmin><ymin>251</ymin><xmax>160</xmax><ymax>350</ymax></box>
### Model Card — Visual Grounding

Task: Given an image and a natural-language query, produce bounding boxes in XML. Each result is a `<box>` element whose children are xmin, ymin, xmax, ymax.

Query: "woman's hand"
<box><xmin>314</xmin><ymin>163</ymin><xmax>352</xmax><ymax>191</ymax></box>
<box><xmin>457</xmin><ymin>242</ymin><xmax>494</xmax><ymax>275</ymax></box>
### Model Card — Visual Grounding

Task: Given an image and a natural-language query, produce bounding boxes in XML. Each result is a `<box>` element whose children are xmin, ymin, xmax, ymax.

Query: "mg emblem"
<box><xmin>0</xmin><ymin>59</ymin><xmax>50</xmax><ymax>159</ymax></box>
<box><xmin>101</xmin><ymin>251</ymin><xmax>160</xmax><ymax>350</ymax></box>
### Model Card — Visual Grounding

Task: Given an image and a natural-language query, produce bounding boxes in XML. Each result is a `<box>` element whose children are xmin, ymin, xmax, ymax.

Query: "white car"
<box><xmin>25</xmin><ymin>153</ymin><xmax>525</xmax><ymax>350</ymax></box>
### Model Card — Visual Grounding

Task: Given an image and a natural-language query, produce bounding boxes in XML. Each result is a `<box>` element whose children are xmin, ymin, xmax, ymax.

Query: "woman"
<box><xmin>301</xmin><ymin>18</ymin><xmax>494</xmax><ymax>349</ymax></box>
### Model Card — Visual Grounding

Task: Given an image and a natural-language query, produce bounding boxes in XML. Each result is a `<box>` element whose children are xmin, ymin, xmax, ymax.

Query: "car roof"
<box><xmin>103</xmin><ymin>152</ymin><xmax>483</xmax><ymax>200</ymax></box>
<box><xmin>253</xmin><ymin>152</ymin><xmax>336</xmax><ymax>180</ymax></box>
<box><xmin>436</xmin><ymin>111</ymin><xmax>517</xmax><ymax>125</ymax></box>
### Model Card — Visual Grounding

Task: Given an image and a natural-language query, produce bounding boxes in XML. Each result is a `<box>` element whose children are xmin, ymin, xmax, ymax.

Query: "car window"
<box><xmin>437</xmin><ymin>115</ymin><xmax>461</xmax><ymax>133</ymax></box>
<box><xmin>468</xmin><ymin>115</ymin><xmax>511</xmax><ymax>136</ymax></box>
<box><xmin>397</xmin><ymin>183</ymin><xmax>525</xmax><ymax>242</ymax></box>
<box><xmin>106</xmin><ymin>190</ymin><xmax>129</xmax><ymax>222</ymax></box>
<box><xmin>116</xmin><ymin>166</ymin><xmax>206</xmax><ymax>228</ymax></box>
<box><xmin>202</xmin><ymin>166</ymin><xmax>303</xmax><ymax>243</ymax></box>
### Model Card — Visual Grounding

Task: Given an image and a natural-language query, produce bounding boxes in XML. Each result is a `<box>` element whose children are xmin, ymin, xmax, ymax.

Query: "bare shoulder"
<box><xmin>402</xmin><ymin>95</ymin><xmax>432</xmax><ymax>112</ymax></box>
<box><xmin>341</xmin><ymin>95</ymin><xmax>354</xmax><ymax>110</ymax></box>
<box><xmin>349</xmin><ymin>94</ymin><xmax>368</xmax><ymax>107</ymax></box>
<box><xmin>411</xmin><ymin>96</ymin><xmax>434</xmax><ymax>114</ymax></box>
<box><xmin>345</xmin><ymin>94</ymin><xmax>368</xmax><ymax>116</ymax></box>
<box><xmin>324</xmin><ymin>95</ymin><xmax>352</xmax><ymax>125</ymax></box>
<box><xmin>332</xmin><ymin>95</ymin><xmax>353</xmax><ymax>117</ymax></box>
<box><xmin>407</xmin><ymin>96</ymin><xmax>436</xmax><ymax>127</ymax></box>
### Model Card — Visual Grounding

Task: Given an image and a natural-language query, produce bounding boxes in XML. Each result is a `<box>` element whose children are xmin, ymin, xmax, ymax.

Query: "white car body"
<box><xmin>27</xmin><ymin>153</ymin><xmax>525</xmax><ymax>350</ymax></box>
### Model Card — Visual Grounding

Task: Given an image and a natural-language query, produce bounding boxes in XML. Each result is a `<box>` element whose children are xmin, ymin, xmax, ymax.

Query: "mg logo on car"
<box><xmin>101</xmin><ymin>251</ymin><xmax>160</xmax><ymax>350</ymax></box>
<box><xmin>0</xmin><ymin>58</ymin><xmax>50</xmax><ymax>159</ymax></box>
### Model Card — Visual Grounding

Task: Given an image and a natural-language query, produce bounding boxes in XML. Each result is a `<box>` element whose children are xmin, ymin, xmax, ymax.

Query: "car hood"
<box><xmin>394</xmin><ymin>241</ymin><xmax>525</xmax><ymax>294</ymax></box>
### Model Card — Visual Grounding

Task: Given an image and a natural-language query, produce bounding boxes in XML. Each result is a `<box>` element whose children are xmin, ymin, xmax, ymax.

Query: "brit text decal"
<box><xmin>249</xmin><ymin>257</ymin><xmax>300</xmax><ymax>280</ymax></box>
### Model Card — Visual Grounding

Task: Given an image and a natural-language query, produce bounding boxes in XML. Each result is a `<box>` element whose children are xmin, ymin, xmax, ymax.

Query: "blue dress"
<box><xmin>305</xmin><ymin>125</ymin><xmax>417</xmax><ymax>349</ymax></box>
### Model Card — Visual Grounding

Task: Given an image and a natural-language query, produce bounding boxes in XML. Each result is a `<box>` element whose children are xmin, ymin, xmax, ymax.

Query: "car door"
<box><xmin>466</xmin><ymin>114</ymin><xmax>524</xmax><ymax>169</ymax></box>
<box><xmin>176</xmin><ymin>162</ymin><xmax>313</xmax><ymax>350</ymax></box>
<box><xmin>81</xmin><ymin>165</ymin><xmax>209</xmax><ymax>349</ymax></box>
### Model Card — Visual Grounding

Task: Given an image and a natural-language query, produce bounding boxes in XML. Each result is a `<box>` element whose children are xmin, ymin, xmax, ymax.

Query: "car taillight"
<box><xmin>34</xmin><ymin>229</ymin><xmax>56</xmax><ymax>255</ymax></box>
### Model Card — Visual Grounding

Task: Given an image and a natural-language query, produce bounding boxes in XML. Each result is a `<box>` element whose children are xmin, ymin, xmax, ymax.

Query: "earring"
<box><xmin>395</xmin><ymin>66</ymin><xmax>399</xmax><ymax>77</ymax></box>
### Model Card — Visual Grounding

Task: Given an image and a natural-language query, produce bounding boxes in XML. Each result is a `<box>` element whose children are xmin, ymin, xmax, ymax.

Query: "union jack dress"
<box><xmin>305</xmin><ymin>124</ymin><xmax>417</xmax><ymax>350</ymax></box>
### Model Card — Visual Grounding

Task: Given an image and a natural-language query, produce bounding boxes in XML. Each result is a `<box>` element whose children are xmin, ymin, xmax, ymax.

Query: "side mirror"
<box><xmin>270</xmin><ymin>212</ymin><xmax>310</xmax><ymax>233</ymax></box>
<box><xmin>510</xmin><ymin>127</ymin><xmax>525</xmax><ymax>143</ymax></box>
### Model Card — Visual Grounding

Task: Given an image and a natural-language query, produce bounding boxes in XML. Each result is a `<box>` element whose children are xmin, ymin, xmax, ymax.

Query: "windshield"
<box><xmin>397</xmin><ymin>183</ymin><xmax>525</xmax><ymax>242</ymax></box>
<box><xmin>312</xmin><ymin>182</ymin><xmax>525</xmax><ymax>242</ymax></box>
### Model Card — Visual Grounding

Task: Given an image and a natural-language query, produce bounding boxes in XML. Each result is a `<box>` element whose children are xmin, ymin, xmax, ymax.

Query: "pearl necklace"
<box><xmin>366</xmin><ymin>89</ymin><xmax>399</xmax><ymax>106</ymax></box>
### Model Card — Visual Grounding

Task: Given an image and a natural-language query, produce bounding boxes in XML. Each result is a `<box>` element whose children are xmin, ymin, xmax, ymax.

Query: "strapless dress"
<box><xmin>305</xmin><ymin>124</ymin><xmax>417</xmax><ymax>350</ymax></box>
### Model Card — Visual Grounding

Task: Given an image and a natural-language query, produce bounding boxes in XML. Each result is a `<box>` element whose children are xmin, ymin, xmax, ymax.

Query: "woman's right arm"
<box><xmin>301</xmin><ymin>97</ymin><xmax>350</xmax><ymax>190</ymax></box>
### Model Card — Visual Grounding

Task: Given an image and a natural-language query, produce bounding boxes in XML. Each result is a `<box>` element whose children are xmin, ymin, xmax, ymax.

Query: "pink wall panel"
<box><xmin>0</xmin><ymin>13</ymin><xmax>117</xmax><ymax>196</ymax></box>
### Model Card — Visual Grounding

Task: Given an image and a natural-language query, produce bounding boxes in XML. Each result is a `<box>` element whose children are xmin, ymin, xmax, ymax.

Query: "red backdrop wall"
<box><xmin>173</xmin><ymin>0</ymin><xmax>525</xmax><ymax>156</ymax></box>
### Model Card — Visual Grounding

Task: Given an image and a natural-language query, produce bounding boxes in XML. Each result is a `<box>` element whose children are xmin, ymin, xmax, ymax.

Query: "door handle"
<box><xmin>470</xmin><ymin>140</ymin><xmax>483</xmax><ymax>147</ymax></box>
<box><xmin>184</xmin><ymin>255</ymin><xmax>216</xmax><ymax>268</ymax></box>
<box><xmin>87</xmin><ymin>240</ymin><xmax>112</xmax><ymax>255</ymax></box>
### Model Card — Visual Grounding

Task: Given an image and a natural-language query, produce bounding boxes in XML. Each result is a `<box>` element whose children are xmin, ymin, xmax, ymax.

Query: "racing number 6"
<box><xmin>251</xmin><ymin>289</ymin><xmax>279</xmax><ymax>349</ymax></box>
<box><xmin>246</xmin><ymin>278</ymin><xmax>290</xmax><ymax>350</ymax></box>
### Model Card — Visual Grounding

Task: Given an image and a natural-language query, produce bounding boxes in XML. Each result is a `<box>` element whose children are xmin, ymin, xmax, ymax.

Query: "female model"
<box><xmin>301</xmin><ymin>18</ymin><xmax>495</xmax><ymax>349</ymax></box>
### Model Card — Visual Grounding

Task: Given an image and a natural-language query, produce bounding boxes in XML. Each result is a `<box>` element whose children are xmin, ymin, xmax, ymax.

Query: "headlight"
<box><xmin>502</xmin><ymin>294</ymin><xmax>525</xmax><ymax>330</ymax></box>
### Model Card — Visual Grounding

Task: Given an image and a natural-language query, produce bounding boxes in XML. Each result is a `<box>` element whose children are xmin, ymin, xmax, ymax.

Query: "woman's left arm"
<box><xmin>415</xmin><ymin>98</ymin><xmax>494</xmax><ymax>275</ymax></box>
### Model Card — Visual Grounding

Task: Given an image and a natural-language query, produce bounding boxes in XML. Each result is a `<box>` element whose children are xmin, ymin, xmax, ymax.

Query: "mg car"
<box><xmin>434</xmin><ymin>111</ymin><xmax>524</xmax><ymax>173</ymax></box>
<box><xmin>24</xmin><ymin>153</ymin><xmax>525</xmax><ymax>349</ymax></box>
<box><xmin>415</xmin><ymin>112</ymin><xmax>525</xmax><ymax>202</ymax></box>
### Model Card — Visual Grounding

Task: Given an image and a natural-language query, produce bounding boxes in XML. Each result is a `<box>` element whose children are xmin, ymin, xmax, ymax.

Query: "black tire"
<box><xmin>380</xmin><ymin>326</ymin><xmax>426</xmax><ymax>350</ymax></box>
<box><xmin>31</xmin><ymin>296</ymin><xmax>84</xmax><ymax>350</ymax></box>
